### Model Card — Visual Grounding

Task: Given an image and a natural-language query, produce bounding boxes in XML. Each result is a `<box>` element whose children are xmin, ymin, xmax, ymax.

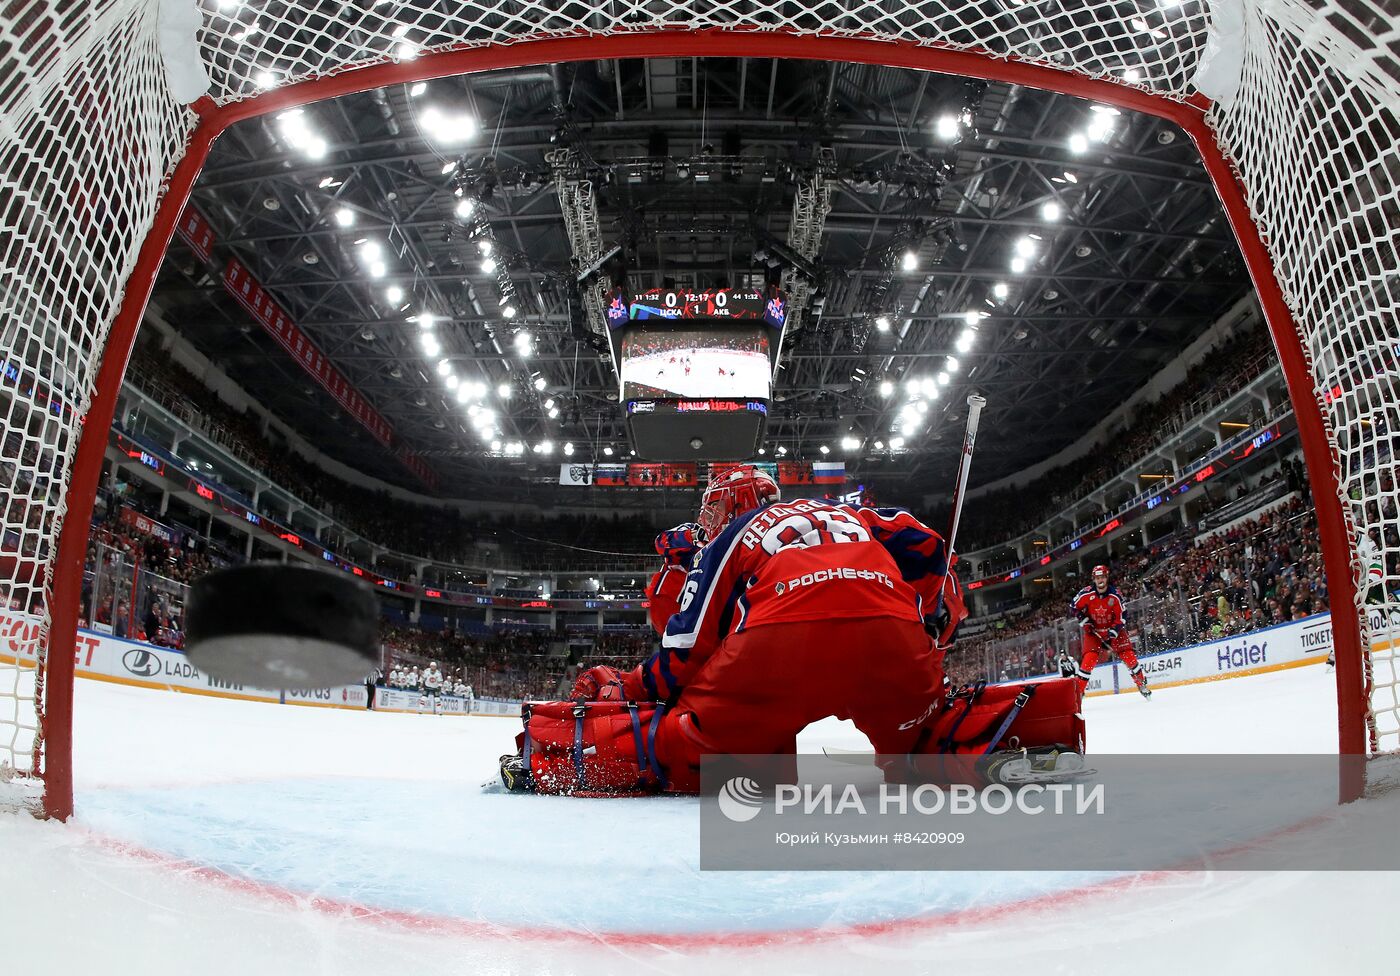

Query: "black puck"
<box><xmin>185</xmin><ymin>563</ymin><xmax>381</xmax><ymax>690</ymax></box>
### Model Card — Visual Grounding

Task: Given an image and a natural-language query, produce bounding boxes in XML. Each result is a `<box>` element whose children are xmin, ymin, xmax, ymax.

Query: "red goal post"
<box><xmin>1</xmin><ymin>2</ymin><xmax>1394</xmax><ymax>820</ymax></box>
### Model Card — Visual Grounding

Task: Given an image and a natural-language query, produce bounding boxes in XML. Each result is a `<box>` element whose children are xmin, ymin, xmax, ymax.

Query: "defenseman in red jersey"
<box><xmin>1065</xmin><ymin>564</ymin><xmax>1151</xmax><ymax>699</ymax></box>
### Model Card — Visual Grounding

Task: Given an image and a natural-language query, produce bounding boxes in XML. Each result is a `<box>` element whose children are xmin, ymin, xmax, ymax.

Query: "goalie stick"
<box><xmin>825</xmin><ymin>394</ymin><xmax>989</xmax><ymax>763</ymax></box>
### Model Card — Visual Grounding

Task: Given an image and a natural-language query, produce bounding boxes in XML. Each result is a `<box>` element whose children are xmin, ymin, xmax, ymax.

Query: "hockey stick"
<box><xmin>933</xmin><ymin>393</ymin><xmax>987</xmax><ymax>620</ymax></box>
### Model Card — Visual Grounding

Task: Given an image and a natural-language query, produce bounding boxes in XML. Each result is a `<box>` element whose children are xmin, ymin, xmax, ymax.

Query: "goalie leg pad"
<box><xmin>511</xmin><ymin>700</ymin><xmax>664</xmax><ymax>796</ymax></box>
<box><xmin>919</xmin><ymin>678</ymin><xmax>1084</xmax><ymax>756</ymax></box>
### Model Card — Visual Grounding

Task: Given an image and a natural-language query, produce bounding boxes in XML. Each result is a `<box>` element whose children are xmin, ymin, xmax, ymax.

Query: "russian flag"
<box><xmin>812</xmin><ymin>461</ymin><xmax>845</xmax><ymax>484</ymax></box>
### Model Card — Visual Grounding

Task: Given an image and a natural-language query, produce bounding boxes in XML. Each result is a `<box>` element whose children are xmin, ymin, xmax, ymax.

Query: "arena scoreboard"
<box><xmin>606</xmin><ymin>286</ymin><xmax>787</xmax><ymax>461</ymax></box>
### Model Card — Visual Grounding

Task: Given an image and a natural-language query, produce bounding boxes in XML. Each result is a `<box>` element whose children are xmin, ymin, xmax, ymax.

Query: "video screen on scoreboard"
<box><xmin>620</xmin><ymin>326</ymin><xmax>771</xmax><ymax>400</ymax></box>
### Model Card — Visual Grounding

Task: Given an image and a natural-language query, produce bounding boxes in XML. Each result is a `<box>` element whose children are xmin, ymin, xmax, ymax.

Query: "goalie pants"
<box><xmin>653</xmin><ymin>616</ymin><xmax>944</xmax><ymax>792</ymax></box>
<box><xmin>1077</xmin><ymin>632</ymin><xmax>1144</xmax><ymax>690</ymax></box>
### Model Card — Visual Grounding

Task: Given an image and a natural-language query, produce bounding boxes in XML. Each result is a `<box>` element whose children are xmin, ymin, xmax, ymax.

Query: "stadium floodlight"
<box><xmin>1015</xmin><ymin>236</ymin><xmax>1036</xmax><ymax>258</ymax></box>
<box><xmin>548</xmin><ymin>407</ymin><xmax>560</xmax><ymax>419</ymax></box>
<box><xmin>544</xmin><ymin>398</ymin><xmax>555</xmax><ymax>410</ymax></box>
<box><xmin>419</xmin><ymin>106</ymin><xmax>476</xmax><ymax>144</ymax></box>
<box><xmin>564</xmin><ymin>443</ymin><xmax>574</xmax><ymax>456</ymax></box>
<box><xmin>419</xmin><ymin>333</ymin><xmax>440</xmax><ymax>356</ymax></box>
<box><xmin>947</xmin><ymin>357</ymin><xmax>960</xmax><ymax>373</ymax></box>
<box><xmin>879</xmin><ymin>380</ymin><xmax>894</xmax><ymax>397</ymax></box>
<box><xmin>533</xmin><ymin>376</ymin><xmax>547</xmax><ymax>391</ymax></box>
<box><xmin>1041</xmin><ymin>201</ymin><xmax>1062</xmax><ymax>221</ymax></box>
<box><xmin>937</xmin><ymin>370</ymin><xmax>950</xmax><ymax>385</ymax></box>
<box><xmin>454</xmin><ymin>384</ymin><xmax>470</xmax><ymax>404</ymax></box>
<box><xmin>480</xmin><ymin>257</ymin><xmax>497</xmax><ymax>273</ymax></box>
<box><xmin>410</xmin><ymin>82</ymin><xmax>427</xmax><ymax>97</ymax></box>
<box><xmin>1010</xmin><ymin>256</ymin><xmax>1028</xmax><ymax>274</ymax></box>
<box><xmin>993</xmin><ymin>282</ymin><xmax>1009</xmax><ymax>300</ymax></box>
<box><xmin>537</xmin><ymin>440</ymin><xmax>553</xmax><ymax>454</ymax></box>
<box><xmin>956</xmin><ymin>329</ymin><xmax>976</xmax><ymax>353</ymax></box>
<box><xmin>490</xmin><ymin>440</ymin><xmax>502</xmax><ymax>452</ymax></box>
<box><xmin>502</xmin><ymin>304</ymin><xmax>517</xmax><ymax>319</ymax></box>
<box><xmin>445</xmin><ymin>373</ymin><xmax>459</xmax><ymax>389</ymax></box>
<box><xmin>891</xmin><ymin>436</ymin><xmax>906</xmax><ymax>450</ymax></box>
<box><xmin>603</xmin><ymin>446</ymin><xmax>614</xmax><ymax>457</ymax></box>
<box><xmin>514</xmin><ymin>331</ymin><xmax>532</xmax><ymax>356</ymax></box>
<box><xmin>497</xmin><ymin>383</ymin><xmax>512</xmax><ymax>400</ymax></box>
<box><xmin>435</xmin><ymin>360</ymin><xmax>451</xmax><ymax>377</ymax></box>
<box><xmin>964</xmin><ymin>311</ymin><xmax>981</xmax><ymax>326</ymax></box>
<box><xmin>901</xmin><ymin>250</ymin><xmax>918</xmax><ymax>272</ymax></box>
<box><xmin>385</xmin><ymin>285</ymin><xmax>404</xmax><ymax>304</ymax></box>
<box><xmin>334</xmin><ymin>207</ymin><xmax>354</xmax><ymax>227</ymax></box>
<box><xmin>456</xmin><ymin>198</ymin><xmax>476</xmax><ymax>220</ymax></box>
<box><xmin>934</xmin><ymin>114</ymin><xmax>960</xmax><ymax>140</ymax></box>
<box><xmin>1068</xmin><ymin>132</ymin><xmax>1089</xmax><ymax>154</ymax></box>
<box><xmin>841</xmin><ymin>436</ymin><xmax>860</xmax><ymax>451</ymax></box>
<box><xmin>819</xmin><ymin>445</ymin><xmax>830</xmax><ymax>455</ymax></box>
<box><xmin>921</xmin><ymin>377</ymin><xmax>938</xmax><ymax>396</ymax></box>
<box><xmin>418</xmin><ymin>311</ymin><xmax>436</xmax><ymax>330</ymax></box>
<box><xmin>875</xmin><ymin>315</ymin><xmax>891</xmax><ymax>332</ymax></box>
<box><xmin>478</xmin><ymin>239</ymin><xmax>494</xmax><ymax>255</ymax></box>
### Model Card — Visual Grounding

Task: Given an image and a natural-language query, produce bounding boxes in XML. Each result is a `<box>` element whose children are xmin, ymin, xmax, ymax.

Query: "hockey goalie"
<box><xmin>499</xmin><ymin>465</ymin><xmax>1085</xmax><ymax>796</ymax></box>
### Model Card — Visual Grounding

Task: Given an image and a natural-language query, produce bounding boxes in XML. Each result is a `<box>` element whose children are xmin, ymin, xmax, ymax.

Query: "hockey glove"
<box><xmin>655</xmin><ymin>523</ymin><xmax>702</xmax><ymax>567</ymax></box>
<box><xmin>572</xmin><ymin>665</ymin><xmax>627</xmax><ymax>702</ymax></box>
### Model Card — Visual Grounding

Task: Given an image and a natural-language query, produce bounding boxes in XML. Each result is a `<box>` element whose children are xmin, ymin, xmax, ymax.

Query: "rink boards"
<box><xmin>3</xmin><ymin>609</ymin><xmax>1384</xmax><ymax>713</ymax></box>
<box><xmin>0</xmin><ymin>613</ymin><xmax>510</xmax><ymax>715</ymax></box>
<box><xmin>1080</xmin><ymin>612</ymin><xmax>1347</xmax><ymax>696</ymax></box>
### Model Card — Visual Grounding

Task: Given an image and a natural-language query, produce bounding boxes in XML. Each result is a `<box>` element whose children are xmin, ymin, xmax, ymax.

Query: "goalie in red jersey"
<box><xmin>503</xmin><ymin>465</ymin><xmax>1086</xmax><ymax>795</ymax></box>
<box><xmin>1063</xmin><ymin>564</ymin><xmax>1151</xmax><ymax>699</ymax></box>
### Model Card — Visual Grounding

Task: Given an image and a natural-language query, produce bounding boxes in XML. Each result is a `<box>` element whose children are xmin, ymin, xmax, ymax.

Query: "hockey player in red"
<box><xmin>1067</xmin><ymin>564</ymin><xmax>1151</xmax><ymax>699</ymax></box>
<box><xmin>509</xmin><ymin>466</ymin><xmax>1086</xmax><ymax>795</ymax></box>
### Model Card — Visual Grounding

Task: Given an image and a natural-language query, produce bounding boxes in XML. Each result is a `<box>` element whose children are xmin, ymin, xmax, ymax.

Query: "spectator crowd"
<box><xmin>952</xmin><ymin>491</ymin><xmax>1334</xmax><ymax>684</ymax></box>
<box><xmin>949</xmin><ymin>324</ymin><xmax>1279</xmax><ymax>552</ymax></box>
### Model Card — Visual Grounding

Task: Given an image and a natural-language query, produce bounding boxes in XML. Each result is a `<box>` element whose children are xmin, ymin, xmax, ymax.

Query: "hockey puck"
<box><xmin>185</xmin><ymin>564</ymin><xmax>381</xmax><ymax>690</ymax></box>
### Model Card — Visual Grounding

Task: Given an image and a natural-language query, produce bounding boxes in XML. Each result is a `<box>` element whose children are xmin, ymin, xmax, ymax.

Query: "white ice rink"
<box><xmin>622</xmin><ymin>348</ymin><xmax>771</xmax><ymax>399</ymax></box>
<box><xmin>2</xmin><ymin>663</ymin><xmax>1395</xmax><ymax>975</ymax></box>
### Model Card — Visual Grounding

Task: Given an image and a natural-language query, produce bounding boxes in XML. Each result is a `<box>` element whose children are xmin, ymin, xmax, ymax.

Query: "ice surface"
<box><xmin>1</xmin><ymin>664</ymin><xmax>1393</xmax><ymax>975</ymax></box>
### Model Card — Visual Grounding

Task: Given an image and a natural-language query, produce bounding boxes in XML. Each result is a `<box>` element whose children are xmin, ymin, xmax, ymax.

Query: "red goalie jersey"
<box><xmin>624</xmin><ymin>499</ymin><xmax>966</xmax><ymax>702</ymax></box>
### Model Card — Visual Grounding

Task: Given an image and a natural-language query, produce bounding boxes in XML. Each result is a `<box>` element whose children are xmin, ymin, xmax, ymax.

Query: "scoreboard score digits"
<box><xmin>624</xmin><ymin>287</ymin><xmax>786</xmax><ymax>327</ymax></box>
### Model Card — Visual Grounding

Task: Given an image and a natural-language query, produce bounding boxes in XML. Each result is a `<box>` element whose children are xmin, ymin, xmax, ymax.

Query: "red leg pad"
<box><xmin>922</xmin><ymin>678</ymin><xmax>1085</xmax><ymax>755</ymax></box>
<box><xmin>517</xmin><ymin>701</ymin><xmax>662</xmax><ymax>796</ymax></box>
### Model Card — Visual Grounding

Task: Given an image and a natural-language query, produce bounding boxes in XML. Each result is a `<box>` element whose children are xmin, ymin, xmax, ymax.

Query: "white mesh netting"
<box><xmin>0</xmin><ymin>0</ymin><xmax>1396</xmax><ymax>810</ymax></box>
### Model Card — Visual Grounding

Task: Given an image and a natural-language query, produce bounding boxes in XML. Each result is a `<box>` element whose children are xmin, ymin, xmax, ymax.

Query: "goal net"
<box><xmin>0</xmin><ymin>0</ymin><xmax>1396</xmax><ymax>817</ymax></box>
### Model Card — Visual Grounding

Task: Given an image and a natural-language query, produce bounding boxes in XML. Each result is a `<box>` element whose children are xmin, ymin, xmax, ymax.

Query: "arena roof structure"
<box><xmin>151</xmin><ymin>57</ymin><xmax>1252</xmax><ymax>502</ymax></box>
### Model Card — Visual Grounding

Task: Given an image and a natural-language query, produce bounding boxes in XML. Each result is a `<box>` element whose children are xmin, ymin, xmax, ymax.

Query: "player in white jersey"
<box><xmin>422</xmin><ymin>662</ymin><xmax>444</xmax><ymax>713</ymax></box>
<box><xmin>1330</xmin><ymin>530</ymin><xmax>1386</xmax><ymax>669</ymax></box>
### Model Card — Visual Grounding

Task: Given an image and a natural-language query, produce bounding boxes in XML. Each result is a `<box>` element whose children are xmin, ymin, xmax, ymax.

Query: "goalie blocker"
<box><xmin>499</xmin><ymin>678</ymin><xmax>1085</xmax><ymax>795</ymax></box>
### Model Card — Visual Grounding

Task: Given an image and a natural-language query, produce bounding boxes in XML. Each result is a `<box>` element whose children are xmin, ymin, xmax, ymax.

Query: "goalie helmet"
<box><xmin>697</xmin><ymin>465</ymin><xmax>780</xmax><ymax>541</ymax></box>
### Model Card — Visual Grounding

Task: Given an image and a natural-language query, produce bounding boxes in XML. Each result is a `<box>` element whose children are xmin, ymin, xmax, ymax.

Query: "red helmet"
<box><xmin>1092</xmin><ymin>564</ymin><xmax>1110</xmax><ymax>586</ymax></box>
<box><xmin>697</xmin><ymin>465</ymin><xmax>780</xmax><ymax>540</ymax></box>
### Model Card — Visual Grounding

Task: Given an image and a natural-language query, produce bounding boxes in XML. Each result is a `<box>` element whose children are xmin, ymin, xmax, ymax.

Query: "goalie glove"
<box><xmin>654</xmin><ymin>523</ymin><xmax>702</xmax><ymax>567</ymax></box>
<box><xmin>572</xmin><ymin>665</ymin><xmax>626</xmax><ymax>702</ymax></box>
